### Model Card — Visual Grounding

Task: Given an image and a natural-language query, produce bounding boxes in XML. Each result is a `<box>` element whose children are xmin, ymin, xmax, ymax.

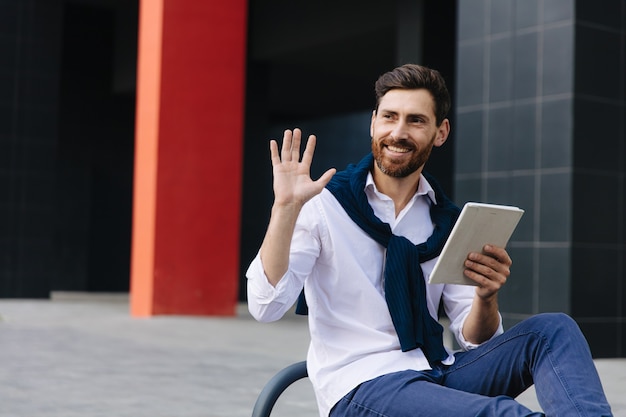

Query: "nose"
<box><xmin>390</xmin><ymin>120</ymin><xmax>409</xmax><ymax>140</ymax></box>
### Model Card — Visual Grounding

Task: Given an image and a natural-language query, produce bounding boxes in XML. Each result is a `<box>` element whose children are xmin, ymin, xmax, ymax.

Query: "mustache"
<box><xmin>378</xmin><ymin>137</ymin><xmax>416</xmax><ymax>150</ymax></box>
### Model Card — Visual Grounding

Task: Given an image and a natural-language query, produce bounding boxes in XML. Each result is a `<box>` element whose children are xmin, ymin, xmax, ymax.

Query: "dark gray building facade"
<box><xmin>454</xmin><ymin>0</ymin><xmax>625</xmax><ymax>357</ymax></box>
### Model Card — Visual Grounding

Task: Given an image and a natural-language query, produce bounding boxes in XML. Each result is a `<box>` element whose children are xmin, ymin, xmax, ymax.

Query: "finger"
<box><xmin>469</xmin><ymin>246</ymin><xmax>511</xmax><ymax>270</ymax></box>
<box><xmin>316</xmin><ymin>168</ymin><xmax>337</xmax><ymax>187</ymax></box>
<box><xmin>463</xmin><ymin>268</ymin><xmax>498</xmax><ymax>288</ymax></box>
<box><xmin>291</xmin><ymin>128</ymin><xmax>302</xmax><ymax>162</ymax></box>
<box><xmin>483</xmin><ymin>245</ymin><xmax>512</xmax><ymax>266</ymax></box>
<box><xmin>269</xmin><ymin>140</ymin><xmax>280</xmax><ymax>166</ymax></box>
<box><xmin>467</xmin><ymin>253</ymin><xmax>511</xmax><ymax>278</ymax></box>
<box><xmin>281</xmin><ymin>129</ymin><xmax>293</xmax><ymax>162</ymax></box>
<box><xmin>300</xmin><ymin>134</ymin><xmax>317</xmax><ymax>167</ymax></box>
<box><xmin>465</xmin><ymin>258</ymin><xmax>508</xmax><ymax>281</ymax></box>
<box><xmin>464</xmin><ymin>265</ymin><xmax>507</xmax><ymax>291</ymax></box>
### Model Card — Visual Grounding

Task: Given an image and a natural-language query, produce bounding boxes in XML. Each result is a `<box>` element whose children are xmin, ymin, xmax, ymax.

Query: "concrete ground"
<box><xmin>0</xmin><ymin>293</ymin><xmax>623</xmax><ymax>417</ymax></box>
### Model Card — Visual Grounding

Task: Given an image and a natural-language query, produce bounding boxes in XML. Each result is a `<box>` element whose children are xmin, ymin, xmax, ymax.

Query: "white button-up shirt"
<box><xmin>247</xmin><ymin>173</ymin><xmax>503</xmax><ymax>417</ymax></box>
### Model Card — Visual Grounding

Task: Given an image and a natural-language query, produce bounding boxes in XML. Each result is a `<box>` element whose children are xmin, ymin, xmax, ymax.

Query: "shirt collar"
<box><xmin>365</xmin><ymin>171</ymin><xmax>438</xmax><ymax>205</ymax></box>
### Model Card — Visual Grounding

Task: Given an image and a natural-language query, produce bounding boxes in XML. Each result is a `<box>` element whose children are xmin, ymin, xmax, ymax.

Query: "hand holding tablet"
<box><xmin>428</xmin><ymin>202</ymin><xmax>525</xmax><ymax>286</ymax></box>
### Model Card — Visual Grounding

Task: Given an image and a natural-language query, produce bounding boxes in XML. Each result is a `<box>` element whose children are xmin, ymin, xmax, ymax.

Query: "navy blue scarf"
<box><xmin>297</xmin><ymin>153</ymin><xmax>460</xmax><ymax>364</ymax></box>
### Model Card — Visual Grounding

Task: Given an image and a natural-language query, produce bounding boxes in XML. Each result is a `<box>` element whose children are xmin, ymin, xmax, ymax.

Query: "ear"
<box><xmin>434</xmin><ymin>118</ymin><xmax>450</xmax><ymax>147</ymax></box>
<box><xmin>370</xmin><ymin>110</ymin><xmax>376</xmax><ymax>137</ymax></box>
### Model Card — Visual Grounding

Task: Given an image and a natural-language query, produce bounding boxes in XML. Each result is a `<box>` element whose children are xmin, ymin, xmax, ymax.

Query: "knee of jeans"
<box><xmin>528</xmin><ymin>312</ymin><xmax>580</xmax><ymax>335</ymax></box>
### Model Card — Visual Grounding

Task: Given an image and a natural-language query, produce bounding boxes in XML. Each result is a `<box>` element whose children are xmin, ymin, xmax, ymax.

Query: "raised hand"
<box><xmin>270</xmin><ymin>128</ymin><xmax>336</xmax><ymax>208</ymax></box>
<box><xmin>260</xmin><ymin>129</ymin><xmax>336</xmax><ymax>285</ymax></box>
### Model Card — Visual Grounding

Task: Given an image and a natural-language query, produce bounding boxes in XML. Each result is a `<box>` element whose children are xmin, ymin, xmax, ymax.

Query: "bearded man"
<box><xmin>246</xmin><ymin>64</ymin><xmax>612</xmax><ymax>417</ymax></box>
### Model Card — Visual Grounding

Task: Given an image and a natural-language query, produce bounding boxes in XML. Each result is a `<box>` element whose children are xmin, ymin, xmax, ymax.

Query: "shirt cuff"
<box><xmin>456</xmin><ymin>313</ymin><xmax>504</xmax><ymax>350</ymax></box>
<box><xmin>246</xmin><ymin>253</ymin><xmax>293</xmax><ymax>305</ymax></box>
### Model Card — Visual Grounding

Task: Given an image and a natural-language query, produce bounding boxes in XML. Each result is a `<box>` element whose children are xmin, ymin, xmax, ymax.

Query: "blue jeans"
<box><xmin>330</xmin><ymin>313</ymin><xmax>612</xmax><ymax>417</ymax></box>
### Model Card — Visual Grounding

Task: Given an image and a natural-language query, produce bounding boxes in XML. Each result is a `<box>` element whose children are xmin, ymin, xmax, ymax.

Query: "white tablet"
<box><xmin>428</xmin><ymin>202</ymin><xmax>525</xmax><ymax>286</ymax></box>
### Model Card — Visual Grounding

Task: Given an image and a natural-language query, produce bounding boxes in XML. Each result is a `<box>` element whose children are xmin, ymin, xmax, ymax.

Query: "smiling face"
<box><xmin>370</xmin><ymin>88</ymin><xmax>450</xmax><ymax>179</ymax></box>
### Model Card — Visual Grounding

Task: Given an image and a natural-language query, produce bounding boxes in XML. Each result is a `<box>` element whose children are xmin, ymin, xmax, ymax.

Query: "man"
<box><xmin>247</xmin><ymin>64</ymin><xmax>612</xmax><ymax>417</ymax></box>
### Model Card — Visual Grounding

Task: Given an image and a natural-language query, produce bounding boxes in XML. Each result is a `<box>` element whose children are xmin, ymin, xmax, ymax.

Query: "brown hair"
<box><xmin>374</xmin><ymin>64</ymin><xmax>451</xmax><ymax>126</ymax></box>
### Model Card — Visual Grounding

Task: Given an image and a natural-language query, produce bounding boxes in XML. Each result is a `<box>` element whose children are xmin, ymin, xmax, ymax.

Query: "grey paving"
<box><xmin>0</xmin><ymin>293</ymin><xmax>623</xmax><ymax>417</ymax></box>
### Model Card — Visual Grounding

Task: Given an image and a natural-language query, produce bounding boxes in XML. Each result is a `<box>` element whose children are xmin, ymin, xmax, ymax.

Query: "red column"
<box><xmin>130</xmin><ymin>0</ymin><xmax>247</xmax><ymax>316</ymax></box>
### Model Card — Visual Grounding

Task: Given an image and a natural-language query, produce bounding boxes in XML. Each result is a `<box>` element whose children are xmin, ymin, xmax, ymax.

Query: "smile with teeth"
<box><xmin>386</xmin><ymin>145</ymin><xmax>411</xmax><ymax>153</ymax></box>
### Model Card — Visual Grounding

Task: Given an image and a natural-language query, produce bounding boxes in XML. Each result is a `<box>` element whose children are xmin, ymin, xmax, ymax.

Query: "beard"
<box><xmin>371</xmin><ymin>135</ymin><xmax>435</xmax><ymax>178</ymax></box>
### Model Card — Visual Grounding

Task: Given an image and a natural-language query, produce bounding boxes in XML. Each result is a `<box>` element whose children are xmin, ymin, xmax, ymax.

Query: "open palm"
<box><xmin>270</xmin><ymin>129</ymin><xmax>336</xmax><ymax>208</ymax></box>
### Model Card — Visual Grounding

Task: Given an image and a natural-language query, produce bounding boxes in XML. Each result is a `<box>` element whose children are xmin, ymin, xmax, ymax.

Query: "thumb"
<box><xmin>316</xmin><ymin>168</ymin><xmax>337</xmax><ymax>188</ymax></box>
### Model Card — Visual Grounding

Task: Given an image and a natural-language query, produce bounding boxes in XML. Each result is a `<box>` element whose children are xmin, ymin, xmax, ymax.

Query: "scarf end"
<box><xmin>295</xmin><ymin>289</ymin><xmax>308</xmax><ymax>315</ymax></box>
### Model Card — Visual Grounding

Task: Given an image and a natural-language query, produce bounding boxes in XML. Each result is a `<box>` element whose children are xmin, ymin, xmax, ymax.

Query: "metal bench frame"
<box><xmin>251</xmin><ymin>361</ymin><xmax>309</xmax><ymax>417</ymax></box>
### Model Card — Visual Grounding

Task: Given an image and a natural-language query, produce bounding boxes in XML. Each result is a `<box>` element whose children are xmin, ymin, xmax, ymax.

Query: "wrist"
<box><xmin>474</xmin><ymin>291</ymin><xmax>499</xmax><ymax>310</ymax></box>
<box><xmin>272</xmin><ymin>200</ymin><xmax>304</xmax><ymax>214</ymax></box>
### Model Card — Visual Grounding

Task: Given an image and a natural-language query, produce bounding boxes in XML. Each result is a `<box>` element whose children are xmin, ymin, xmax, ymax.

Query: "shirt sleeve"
<box><xmin>442</xmin><ymin>284</ymin><xmax>504</xmax><ymax>351</ymax></box>
<box><xmin>246</xmin><ymin>199</ymin><xmax>323</xmax><ymax>322</ymax></box>
<box><xmin>245</xmin><ymin>253</ymin><xmax>300</xmax><ymax>322</ymax></box>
